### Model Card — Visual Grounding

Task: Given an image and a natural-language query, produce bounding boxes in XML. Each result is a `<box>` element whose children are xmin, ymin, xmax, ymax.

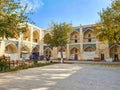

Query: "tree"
<box><xmin>94</xmin><ymin>0</ymin><xmax>120</xmax><ymax>44</ymax></box>
<box><xmin>44</xmin><ymin>22</ymin><xmax>73</xmax><ymax>63</ymax></box>
<box><xmin>0</xmin><ymin>0</ymin><xmax>30</xmax><ymax>40</ymax></box>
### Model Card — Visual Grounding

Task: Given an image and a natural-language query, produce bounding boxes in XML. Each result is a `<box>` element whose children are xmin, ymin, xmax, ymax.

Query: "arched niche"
<box><xmin>110</xmin><ymin>44</ymin><xmax>120</xmax><ymax>61</ymax></box>
<box><xmin>5</xmin><ymin>43</ymin><xmax>18</xmax><ymax>54</ymax></box>
<box><xmin>33</xmin><ymin>30</ymin><xmax>39</xmax><ymax>43</ymax></box>
<box><xmin>70</xmin><ymin>31</ymin><xmax>80</xmax><ymax>43</ymax></box>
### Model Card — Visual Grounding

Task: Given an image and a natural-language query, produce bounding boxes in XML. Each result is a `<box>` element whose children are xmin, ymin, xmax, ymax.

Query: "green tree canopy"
<box><xmin>49</xmin><ymin>22</ymin><xmax>73</xmax><ymax>47</ymax></box>
<box><xmin>0</xmin><ymin>0</ymin><xmax>30</xmax><ymax>39</ymax></box>
<box><xmin>44</xmin><ymin>22</ymin><xmax>74</xmax><ymax>62</ymax></box>
<box><xmin>94</xmin><ymin>0</ymin><xmax>120</xmax><ymax>44</ymax></box>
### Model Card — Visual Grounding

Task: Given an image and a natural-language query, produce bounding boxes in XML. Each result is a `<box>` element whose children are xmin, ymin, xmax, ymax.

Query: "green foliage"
<box><xmin>44</xmin><ymin>21</ymin><xmax>73</xmax><ymax>61</ymax></box>
<box><xmin>0</xmin><ymin>0</ymin><xmax>30</xmax><ymax>39</ymax></box>
<box><xmin>0</xmin><ymin>61</ymin><xmax>57</xmax><ymax>73</ymax></box>
<box><xmin>48</xmin><ymin>22</ymin><xmax>74</xmax><ymax>47</ymax></box>
<box><xmin>0</xmin><ymin>60</ymin><xmax>9</xmax><ymax>71</ymax></box>
<box><xmin>94</xmin><ymin>0</ymin><xmax>120</xmax><ymax>44</ymax></box>
<box><xmin>33</xmin><ymin>60</ymin><xmax>38</xmax><ymax>65</ymax></box>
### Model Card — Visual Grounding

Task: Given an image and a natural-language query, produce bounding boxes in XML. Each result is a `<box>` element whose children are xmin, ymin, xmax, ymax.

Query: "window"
<box><xmin>75</xmin><ymin>39</ymin><xmax>77</xmax><ymax>43</ymax></box>
<box><xmin>75</xmin><ymin>35</ymin><xmax>78</xmax><ymax>43</ymax></box>
<box><xmin>88</xmin><ymin>38</ymin><xmax>91</xmax><ymax>42</ymax></box>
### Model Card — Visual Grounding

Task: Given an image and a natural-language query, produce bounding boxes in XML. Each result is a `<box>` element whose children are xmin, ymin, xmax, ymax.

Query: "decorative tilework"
<box><xmin>5</xmin><ymin>40</ymin><xmax>18</xmax><ymax>47</ymax></box>
<box><xmin>75</xmin><ymin>28</ymin><xmax>80</xmax><ymax>33</ymax></box>
<box><xmin>83</xmin><ymin>44</ymin><xmax>96</xmax><ymax>49</ymax></box>
<box><xmin>69</xmin><ymin>44</ymin><xmax>80</xmax><ymax>50</ymax></box>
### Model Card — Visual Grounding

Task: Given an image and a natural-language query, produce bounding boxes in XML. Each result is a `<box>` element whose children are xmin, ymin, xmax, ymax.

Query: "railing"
<box><xmin>70</xmin><ymin>39</ymin><xmax>80</xmax><ymax>43</ymax></box>
<box><xmin>83</xmin><ymin>38</ymin><xmax>96</xmax><ymax>42</ymax></box>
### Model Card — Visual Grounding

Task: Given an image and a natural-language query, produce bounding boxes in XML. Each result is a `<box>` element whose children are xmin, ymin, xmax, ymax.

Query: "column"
<box><xmin>66</xmin><ymin>44</ymin><xmax>69</xmax><ymax>60</ymax></box>
<box><xmin>80</xmin><ymin>26</ymin><xmax>83</xmax><ymax>60</ymax></box>
<box><xmin>39</xmin><ymin>29</ymin><xmax>44</xmax><ymax>55</ymax></box>
<box><xmin>17</xmin><ymin>34</ymin><xmax>22</xmax><ymax>60</ymax></box>
<box><xmin>30</xmin><ymin>26</ymin><xmax>33</xmax><ymax>53</ymax></box>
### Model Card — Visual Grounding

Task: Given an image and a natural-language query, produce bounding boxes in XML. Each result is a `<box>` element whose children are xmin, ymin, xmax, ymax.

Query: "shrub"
<box><xmin>33</xmin><ymin>60</ymin><xmax>38</xmax><ymax>65</ymax></box>
<box><xmin>0</xmin><ymin>60</ymin><xmax>9</xmax><ymax>71</ymax></box>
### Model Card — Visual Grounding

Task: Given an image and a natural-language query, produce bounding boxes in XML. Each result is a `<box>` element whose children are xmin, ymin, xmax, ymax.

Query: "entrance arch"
<box><xmin>44</xmin><ymin>48</ymin><xmax>52</xmax><ymax>56</ymax></box>
<box><xmin>70</xmin><ymin>47</ymin><xmax>80</xmax><ymax>60</ymax></box>
<box><xmin>21</xmin><ymin>46</ymin><xmax>30</xmax><ymax>60</ymax></box>
<box><xmin>83</xmin><ymin>46</ymin><xmax>96</xmax><ymax>60</ymax></box>
<box><xmin>32</xmin><ymin>47</ymin><xmax>39</xmax><ymax>52</ymax></box>
<box><xmin>5</xmin><ymin>43</ymin><xmax>18</xmax><ymax>60</ymax></box>
<box><xmin>110</xmin><ymin>44</ymin><xmax>120</xmax><ymax>61</ymax></box>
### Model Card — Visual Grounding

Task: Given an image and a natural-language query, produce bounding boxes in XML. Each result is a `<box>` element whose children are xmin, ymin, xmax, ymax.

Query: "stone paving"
<box><xmin>0</xmin><ymin>63</ymin><xmax>120</xmax><ymax>90</ymax></box>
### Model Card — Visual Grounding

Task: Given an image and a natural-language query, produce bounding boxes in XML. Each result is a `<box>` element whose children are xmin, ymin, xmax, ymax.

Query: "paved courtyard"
<box><xmin>0</xmin><ymin>63</ymin><xmax>120</xmax><ymax>90</ymax></box>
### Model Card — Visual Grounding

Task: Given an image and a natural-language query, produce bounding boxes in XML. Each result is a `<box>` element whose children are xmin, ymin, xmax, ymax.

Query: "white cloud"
<box><xmin>20</xmin><ymin>0</ymin><xmax>44</xmax><ymax>12</ymax></box>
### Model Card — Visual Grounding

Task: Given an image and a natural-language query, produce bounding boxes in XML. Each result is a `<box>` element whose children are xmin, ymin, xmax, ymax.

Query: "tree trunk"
<box><xmin>60</xmin><ymin>46</ymin><xmax>64</xmax><ymax>63</ymax></box>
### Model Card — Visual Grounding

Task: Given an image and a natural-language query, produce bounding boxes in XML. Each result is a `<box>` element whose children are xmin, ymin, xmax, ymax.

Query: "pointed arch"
<box><xmin>21</xmin><ymin>45</ymin><xmax>30</xmax><ymax>60</ymax></box>
<box><xmin>5</xmin><ymin>43</ymin><xmax>18</xmax><ymax>54</ymax></box>
<box><xmin>32</xmin><ymin>47</ymin><xmax>39</xmax><ymax>52</ymax></box>
<box><xmin>110</xmin><ymin>44</ymin><xmax>120</xmax><ymax>61</ymax></box>
<box><xmin>84</xmin><ymin>46</ymin><xmax>96</xmax><ymax>52</ymax></box>
<box><xmin>83</xmin><ymin>29</ymin><xmax>95</xmax><ymax>42</ymax></box>
<box><xmin>33</xmin><ymin>30</ymin><xmax>39</xmax><ymax>43</ymax></box>
<box><xmin>70</xmin><ymin>31</ymin><xmax>80</xmax><ymax>43</ymax></box>
<box><xmin>44</xmin><ymin>48</ymin><xmax>52</xmax><ymax>56</ymax></box>
<box><xmin>70</xmin><ymin>47</ymin><xmax>79</xmax><ymax>54</ymax></box>
<box><xmin>70</xmin><ymin>47</ymin><xmax>80</xmax><ymax>60</ymax></box>
<box><xmin>21</xmin><ymin>45</ymin><xmax>30</xmax><ymax>53</ymax></box>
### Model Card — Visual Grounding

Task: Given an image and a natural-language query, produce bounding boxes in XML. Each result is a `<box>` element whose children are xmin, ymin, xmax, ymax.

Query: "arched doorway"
<box><xmin>5</xmin><ymin>43</ymin><xmax>18</xmax><ymax>60</ymax></box>
<box><xmin>110</xmin><ymin>45</ymin><xmax>120</xmax><ymax>61</ymax></box>
<box><xmin>32</xmin><ymin>47</ymin><xmax>39</xmax><ymax>60</ymax></box>
<box><xmin>44</xmin><ymin>48</ymin><xmax>52</xmax><ymax>57</ymax></box>
<box><xmin>83</xmin><ymin>46</ymin><xmax>96</xmax><ymax>60</ymax></box>
<box><xmin>33</xmin><ymin>31</ymin><xmax>39</xmax><ymax>43</ymax></box>
<box><xmin>32</xmin><ymin>47</ymin><xmax>39</xmax><ymax>52</ymax></box>
<box><xmin>21</xmin><ymin>46</ymin><xmax>30</xmax><ymax>60</ymax></box>
<box><xmin>70</xmin><ymin>48</ymin><xmax>79</xmax><ymax>60</ymax></box>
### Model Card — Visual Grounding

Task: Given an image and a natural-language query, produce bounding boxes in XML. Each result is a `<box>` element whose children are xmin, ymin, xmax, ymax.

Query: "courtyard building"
<box><xmin>0</xmin><ymin>23</ymin><xmax>119</xmax><ymax>61</ymax></box>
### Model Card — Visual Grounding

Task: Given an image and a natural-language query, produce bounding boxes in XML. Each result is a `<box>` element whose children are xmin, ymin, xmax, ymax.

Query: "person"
<box><xmin>46</xmin><ymin>55</ymin><xmax>50</xmax><ymax>61</ymax></box>
<box><xmin>50</xmin><ymin>55</ymin><xmax>53</xmax><ymax>63</ymax></box>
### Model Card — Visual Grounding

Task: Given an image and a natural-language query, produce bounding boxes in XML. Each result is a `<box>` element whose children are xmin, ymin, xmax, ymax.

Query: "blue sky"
<box><xmin>23</xmin><ymin>0</ymin><xmax>112</xmax><ymax>28</ymax></box>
